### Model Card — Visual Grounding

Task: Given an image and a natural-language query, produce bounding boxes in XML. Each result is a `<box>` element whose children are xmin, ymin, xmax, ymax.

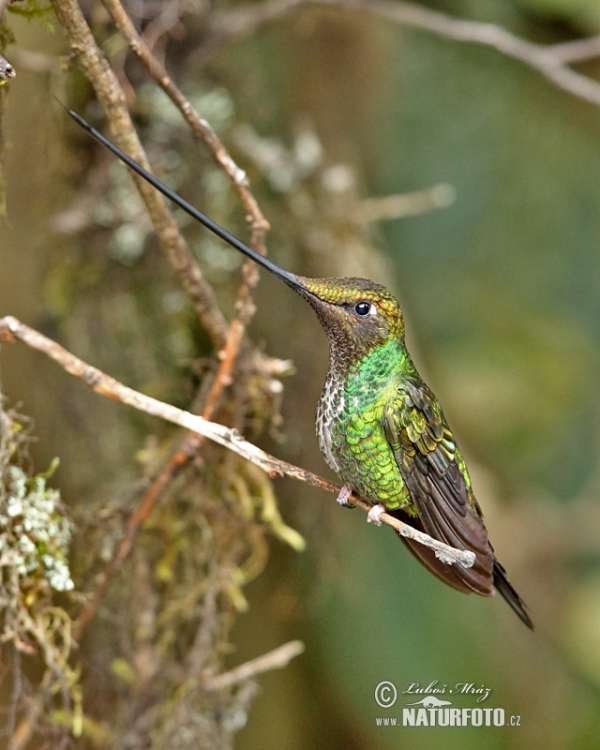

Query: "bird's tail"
<box><xmin>493</xmin><ymin>558</ymin><xmax>534</xmax><ymax>630</ymax></box>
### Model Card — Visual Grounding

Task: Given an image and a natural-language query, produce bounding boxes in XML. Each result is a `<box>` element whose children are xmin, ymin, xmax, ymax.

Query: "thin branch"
<box><xmin>102</xmin><ymin>0</ymin><xmax>271</xmax><ymax>247</ymax></box>
<box><xmin>139</xmin><ymin>0</ymin><xmax>186</xmax><ymax>52</ymax></box>
<box><xmin>74</xmin><ymin>280</ymin><xmax>258</xmax><ymax>639</ymax></box>
<box><xmin>49</xmin><ymin>0</ymin><xmax>230</xmax><ymax>347</ymax></box>
<box><xmin>0</xmin><ymin>315</ymin><xmax>476</xmax><ymax>572</ymax></box>
<box><xmin>73</xmin><ymin>446</ymin><xmax>195</xmax><ymax>638</ymax></box>
<box><xmin>203</xmin><ymin>640</ymin><xmax>305</xmax><ymax>691</ymax></box>
<box><xmin>202</xmin><ymin>0</ymin><xmax>600</xmax><ymax>109</ymax></box>
<box><xmin>320</xmin><ymin>0</ymin><xmax>600</xmax><ymax>107</ymax></box>
<box><xmin>8</xmin><ymin>694</ymin><xmax>46</xmax><ymax>750</ymax></box>
<box><xmin>358</xmin><ymin>184</ymin><xmax>455</xmax><ymax>223</ymax></box>
<box><xmin>550</xmin><ymin>35</ymin><xmax>600</xmax><ymax>65</ymax></box>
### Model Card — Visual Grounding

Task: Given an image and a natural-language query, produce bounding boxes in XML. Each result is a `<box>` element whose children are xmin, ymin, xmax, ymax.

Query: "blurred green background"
<box><xmin>3</xmin><ymin>1</ymin><xmax>600</xmax><ymax>748</ymax></box>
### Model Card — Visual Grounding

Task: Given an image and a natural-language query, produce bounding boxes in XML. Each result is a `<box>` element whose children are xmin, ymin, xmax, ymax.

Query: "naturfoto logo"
<box><xmin>374</xmin><ymin>680</ymin><xmax>522</xmax><ymax>728</ymax></box>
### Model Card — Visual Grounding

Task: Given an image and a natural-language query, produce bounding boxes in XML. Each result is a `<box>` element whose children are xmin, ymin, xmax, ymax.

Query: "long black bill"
<box><xmin>67</xmin><ymin>109</ymin><xmax>304</xmax><ymax>291</ymax></box>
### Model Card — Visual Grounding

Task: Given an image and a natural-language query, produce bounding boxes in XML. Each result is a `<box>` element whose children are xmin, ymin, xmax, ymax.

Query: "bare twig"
<box><xmin>8</xmin><ymin>697</ymin><xmax>45</xmax><ymax>750</ymax></box>
<box><xmin>203</xmin><ymin>640</ymin><xmax>305</xmax><ymax>691</ymax></box>
<box><xmin>200</xmin><ymin>0</ymin><xmax>600</xmax><ymax>109</ymax></box>
<box><xmin>316</xmin><ymin>0</ymin><xmax>600</xmax><ymax>107</ymax></box>
<box><xmin>139</xmin><ymin>0</ymin><xmax>187</xmax><ymax>52</ymax></box>
<box><xmin>102</xmin><ymin>0</ymin><xmax>270</xmax><ymax>248</ymax></box>
<box><xmin>358</xmin><ymin>184</ymin><xmax>455</xmax><ymax>223</ymax></box>
<box><xmin>49</xmin><ymin>0</ymin><xmax>230</xmax><ymax>347</ymax></box>
<box><xmin>74</xmin><ymin>284</ymin><xmax>257</xmax><ymax>639</ymax></box>
<box><xmin>0</xmin><ymin>315</ymin><xmax>476</xmax><ymax>571</ymax></box>
<box><xmin>550</xmin><ymin>35</ymin><xmax>600</xmax><ymax>65</ymax></box>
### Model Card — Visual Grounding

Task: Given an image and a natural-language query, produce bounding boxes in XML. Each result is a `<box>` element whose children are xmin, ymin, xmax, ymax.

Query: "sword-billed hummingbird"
<box><xmin>69</xmin><ymin>111</ymin><xmax>533</xmax><ymax>630</ymax></box>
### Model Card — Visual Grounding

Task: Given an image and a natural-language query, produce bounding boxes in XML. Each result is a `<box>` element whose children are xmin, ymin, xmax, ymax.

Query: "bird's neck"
<box><xmin>327</xmin><ymin>336</ymin><xmax>411</xmax><ymax>392</ymax></box>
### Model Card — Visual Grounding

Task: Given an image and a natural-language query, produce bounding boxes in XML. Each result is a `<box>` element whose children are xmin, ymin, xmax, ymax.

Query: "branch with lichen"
<box><xmin>0</xmin><ymin>397</ymin><xmax>80</xmax><ymax>750</ymax></box>
<box><xmin>49</xmin><ymin>0</ymin><xmax>230</xmax><ymax>347</ymax></box>
<box><xmin>0</xmin><ymin>314</ymin><xmax>476</xmax><ymax>572</ymax></box>
<box><xmin>47</xmin><ymin>0</ymin><xmax>288</xmax><ymax>639</ymax></box>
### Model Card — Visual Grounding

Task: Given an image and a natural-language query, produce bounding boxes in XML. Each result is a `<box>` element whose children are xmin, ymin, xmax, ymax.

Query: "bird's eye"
<box><xmin>355</xmin><ymin>301</ymin><xmax>373</xmax><ymax>317</ymax></box>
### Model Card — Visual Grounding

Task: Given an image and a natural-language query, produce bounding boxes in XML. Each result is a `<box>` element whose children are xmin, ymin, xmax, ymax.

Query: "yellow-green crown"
<box><xmin>292</xmin><ymin>275</ymin><xmax>406</xmax><ymax>348</ymax></box>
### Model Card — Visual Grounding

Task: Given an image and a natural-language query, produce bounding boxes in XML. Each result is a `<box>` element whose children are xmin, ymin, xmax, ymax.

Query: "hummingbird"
<box><xmin>68</xmin><ymin>110</ymin><xmax>533</xmax><ymax>630</ymax></box>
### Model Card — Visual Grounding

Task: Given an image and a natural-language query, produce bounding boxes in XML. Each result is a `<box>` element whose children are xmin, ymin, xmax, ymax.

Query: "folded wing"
<box><xmin>384</xmin><ymin>379</ymin><xmax>494</xmax><ymax>595</ymax></box>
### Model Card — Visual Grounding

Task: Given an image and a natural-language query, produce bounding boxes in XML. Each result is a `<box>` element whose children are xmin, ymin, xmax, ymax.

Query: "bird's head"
<box><xmin>288</xmin><ymin>275</ymin><xmax>406</xmax><ymax>357</ymax></box>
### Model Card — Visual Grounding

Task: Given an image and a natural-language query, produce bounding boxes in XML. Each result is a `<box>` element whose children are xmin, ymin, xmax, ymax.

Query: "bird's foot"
<box><xmin>367</xmin><ymin>503</ymin><xmax>386</xmax><ymax>526</ymax></box>
<box><xmin>335</xmin><ymin>484</ymin><xmax>354</xmax><ymax>508</ymax></box>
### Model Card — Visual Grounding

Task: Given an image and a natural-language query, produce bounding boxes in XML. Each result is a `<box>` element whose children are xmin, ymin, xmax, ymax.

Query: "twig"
<box><xmin>203</xmin><ymin>640</ymin><xmax>305</xmax><ymax>691</ymax></box>
<box><xmin>49</xmin><ymin>0</ymin><xmax>230</xmax><ymax>347</ymax></box>
<box><xmin>550</xmin><ymin>35</ymin><xmax>600</xmax><ymax>65</ymax></box>
<box><xmin>319</xmin><ymin>0</ymin><xmax>600</xmax><ymax>107</ymax></box>
<box><xmin>102</xmin><ymin>0</ymin><xmax>271</xmax><ymax>247</ymax></box>
<box><xmin>74</xmin><ymin>286</ymin><xmax>257</xmax><ymax>639</ymax></box>
<box><xmin>0</xmin><ymin>315</ymin><xmax>476</xmax><ymax>570</ymax></box>
<box><xmin>73</xmin><ymin>453</ymin><xmax>187</xmax><ymax>638</ymax></box>
<box><xmin>202</xmin><ymin>0</ymin><xmax>600</xmax><ymax>109</ymax></box>
<box><xmin>358</xmin><ymin>184</ymin><xmax>455</xmax><ymax>223</ymax></box>
<box><xmin>139</xmin><ymin>0</ymin><xmax>186</xmax><ymax>52</ymax></box>
<box><xmin>8</xmin><ymin>695</ymin><xmax>46</xmax><ymax>750</ymax></box>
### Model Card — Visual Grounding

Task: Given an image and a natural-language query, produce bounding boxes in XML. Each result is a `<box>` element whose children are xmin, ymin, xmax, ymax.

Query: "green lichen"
<box><xmin>0</xmin><ymin>464</ymin><xmax>74</xmax><ymax>592</ymax></box>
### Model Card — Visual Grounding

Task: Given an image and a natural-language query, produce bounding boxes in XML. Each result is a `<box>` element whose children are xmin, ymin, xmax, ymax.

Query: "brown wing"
<box><xmin>384</xmin><ymin>379</ymin><xmax>495</xmax><ymax>596</ymax></box>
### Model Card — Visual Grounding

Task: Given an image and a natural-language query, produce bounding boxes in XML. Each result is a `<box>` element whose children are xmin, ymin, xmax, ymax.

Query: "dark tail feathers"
<box><xmin>493</xmin><ymin>558</ymin><xmax>534</xmax><ymax>630</ymax></box>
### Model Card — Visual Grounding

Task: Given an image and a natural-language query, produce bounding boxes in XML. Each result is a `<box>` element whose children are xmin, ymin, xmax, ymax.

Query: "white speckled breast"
<box><xmin>315</xmin><ymin>366</ymin><xmax>345</xmax><ymax>473</ymax></box>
